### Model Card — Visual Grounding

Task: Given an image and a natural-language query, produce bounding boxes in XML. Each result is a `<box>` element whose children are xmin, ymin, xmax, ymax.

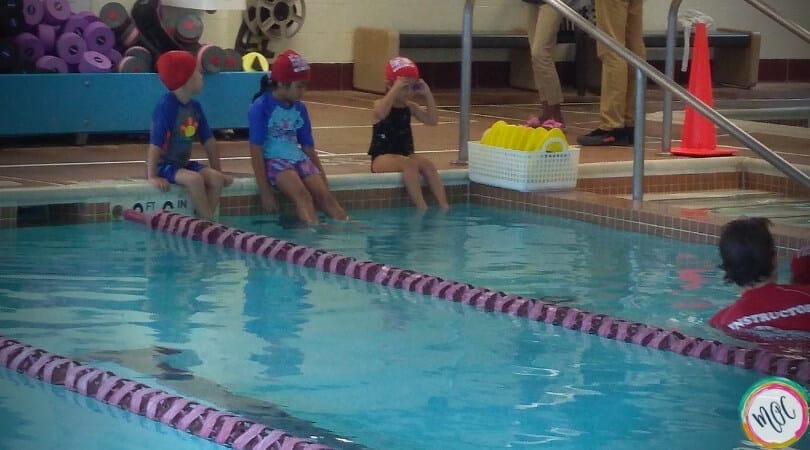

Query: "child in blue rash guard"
<box><xmin>248</xmin><ymin>49</ymin><xmax>347</xmax><ymax>225</ymax></box>
<box><xmin>147</xmin><ymin>50</ymin><xmax>233</xmax><ymax>220</ymax></box>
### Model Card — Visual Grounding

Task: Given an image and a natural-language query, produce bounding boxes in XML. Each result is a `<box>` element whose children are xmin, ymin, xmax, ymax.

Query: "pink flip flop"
<box><xmin>525</xmin><ymin>115</ymin><xmax>542</xmax><ymax>128</ymax></box>
<box><xmin>541</xmin><ymin>118</ymin><xmax>566</xmax><ymax>130</ymax></box>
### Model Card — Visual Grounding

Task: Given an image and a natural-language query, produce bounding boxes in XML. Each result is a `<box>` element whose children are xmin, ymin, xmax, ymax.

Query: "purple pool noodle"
<box><xmin>61</xmin><ymin>14</ymin><xmax>89</xmax><ymax>37</ymax></box>
<box><xmin>35</xmin><ymin>54</ymin><xmax>67</xmax><ymax>72</ymax></box>
<box><xmin>104</xmin><ymin>47</ymin><xmax>121</xmax><ymax>68</ymax></box>
<box><xmin>75</xmin><ymin>10</ymin><xmax>99</xmax><ymax>22</ymax></box>
<box><xmin>14</xmin><ymin>32</ymin><xmax>44</xmax><ymax>63</ymax></box>
<box><xmin>56</xmin><ymin>31</ymin><xmax>86</xmax><ymax>64</ymax></box>
<box><xmin>84</xmin><ymin>21</ymin><xmax>114</xmax><ymax>52</ymax></box>
<box><xmin>78</xmin><ymin>50</ymin><xmax>111</xmax><ymax>72</ymax></box>
<box><xmin>43</xmin><ymin>0</ymin><xmax>70</xmax><ymax>25</ymax></box>
<box><xmin>0</xmin><ymin>336</ymin><xmax>332</xmax><ymax>450</ymax></box>
<box><xmin>36</xmin><ymin>23</ymin><xmax>55</xmax><ymax>53</ymax></box>
<box><xmin>23</xmin><ymin>0</ymin><xmax>44</xmax><ymax>28</ymax></box>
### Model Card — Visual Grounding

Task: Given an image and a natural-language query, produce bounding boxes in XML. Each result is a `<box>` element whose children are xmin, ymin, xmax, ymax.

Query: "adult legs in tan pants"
<box><xmin>577</xmin><ymin>0</ymin><xmax>646</xmax><ymax>146</ymax></box>
<box><xmin>526</xmin><ymin>3</ymin><xmax>565</xmax><ymax>127</ymax></box>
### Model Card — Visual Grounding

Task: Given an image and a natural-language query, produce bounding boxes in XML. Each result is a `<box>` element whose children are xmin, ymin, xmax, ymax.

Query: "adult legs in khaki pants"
<box><xmin>526</xmin><ymin>3</ymin><xmax>565</xmax><ymax>127</ymax></box>
<box><xmin>577</xmin><ymin>0</ymin><xmax>646</xmax><ymax>146</ymax></box>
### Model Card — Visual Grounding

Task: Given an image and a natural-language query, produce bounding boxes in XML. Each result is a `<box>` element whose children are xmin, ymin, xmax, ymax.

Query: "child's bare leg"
<box><xmin>174</xmin><ymin>169</ymin><xmax>214</xmax><ymax>219</ymax></box>
<box><xmin>200</xmin><ymin>168</ymin><xmax>226</xmax><ymax>215</ymax></box>
<box><xmin>302</xmin><ymin>174</ymin><xmax>348</xmax><ymax>220</ymax></box>
<box><xmin>412</xmin><ymin>155</ymin><xmax>449</xmax><ymax>209</ymax></box>
<box><xmin>373</xmin><ymin>154</ymin><xmax>428</xmax><ymax>211</ymax></box>
<box><xmin>275</xmin><ymin>170</ymin><xmax>319</xmax><ymax>224</ymax></box>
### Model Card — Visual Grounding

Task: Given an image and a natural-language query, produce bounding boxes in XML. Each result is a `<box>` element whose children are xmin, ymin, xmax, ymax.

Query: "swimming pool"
<box><xmin>718</xmin><ymin>102</ymin><xmax>810</xmax><ymax>129</ymax></box>
<box><xmin>0</xmin><ymin>205</ymin><xmax>806</xmax><ymax>449</ymax></box>
<box><xmin>0</xmin><ymin>367</ymin><xmax>224</xmax><ymax>450</ymax></box>
<box><xmin>224</xmin><ymin>205</ymin><xmax>796</xmax><ymax>341</ymax></box>
<box><xmin>641</xmin><ymin>190</ymin><xmax>810</xmax><ymax>229</ymax></box>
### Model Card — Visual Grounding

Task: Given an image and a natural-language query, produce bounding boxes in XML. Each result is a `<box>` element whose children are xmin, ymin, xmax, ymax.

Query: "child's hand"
<box><xmin>392</xmin><ymin>77</ymin><xmax>411</xmax><ymax>93</ymax></box>
<box><xmin>149</xmin><ymin>176</ymin><xmax>170</xmax><ymax>192</ymax></box>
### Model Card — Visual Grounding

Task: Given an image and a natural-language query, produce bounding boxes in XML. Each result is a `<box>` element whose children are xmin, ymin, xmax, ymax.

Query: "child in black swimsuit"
<box><xmin>368</xmin><ymin>56</ymin><xmax>449</xmax><ymax>211</ymax></box>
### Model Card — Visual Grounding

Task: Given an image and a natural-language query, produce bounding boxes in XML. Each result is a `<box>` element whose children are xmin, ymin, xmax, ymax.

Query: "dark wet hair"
<box><xmin>251</xmin><ymin>74</ymin><xmax>295</xmax><ymax>101</ymax></box>
<box><xmin>252</xmin><ymin>74</ymin><xmax>278</xmax><ymax>101</ymax></box>
<box><xmin>718</xmin><ymin>217</ymin><xmax>776</xmax><ymax>287</ymax></box>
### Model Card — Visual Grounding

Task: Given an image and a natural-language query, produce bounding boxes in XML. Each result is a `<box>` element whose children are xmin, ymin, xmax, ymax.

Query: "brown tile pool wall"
<box><xmin>578</xmin><ymin>172</ymin><xmax>742</xmax><ymax>195</ymax></box>
<box><xmin>217</xmin><ymin>185</ymin><xmax>470</xmax><ymax>217</ymax></box>
<box><xmin>470</xmin><ymin>183</ymin><xmax>808</xmax><ymax>256</ymax></box>
<box><xmin>15</xmin><ymin>203</ymin><xmax>109</xmax><ymax>227</ymax></box>
<box><xmin>745</xmin><ymin>172</ymin><xmax>810</xmax><ymax>197</ymax></box>
<box><xmin>577</xmin><ymin>173</ymin><xmax>810</xmax><ymax>198</ymax></box>
<box><xmin>3</xmin><ymin>176</ymin><xmax>807</xmax><ymax>255</ymax></box>
<box><xmin>0</xmin><ymin>207</ymin><xmax>16</xmax><ymax>229</ymax></box>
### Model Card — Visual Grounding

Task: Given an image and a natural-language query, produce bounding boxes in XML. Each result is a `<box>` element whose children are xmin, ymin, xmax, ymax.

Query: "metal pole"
<box><xmin>661</xmin><ymin>0</ymin><xmax>682</xmax><ymax>155</ymax></box>
<box><xmin>543</xmin><ymin>0</ymin><xmax>810</xmax><ymax>191</ymax></box>
<box><xmin>633</xmin><ymin>68</ymin><xmax>646</xmax><ymax>201</ymax></box>
<box><xmin>454</xmin><ymin>0</ymin><xmax>474</xmax><ymax>165</ymax></box>
<box><xmin>743</xmin><ymin>0</ymin><xmax>810</xmax><ymax>44</ymax></box>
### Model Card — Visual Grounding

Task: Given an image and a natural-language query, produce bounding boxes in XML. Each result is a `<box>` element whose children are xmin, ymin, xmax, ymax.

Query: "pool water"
<box><xmin>224</xmin><ymin>205</ymin><xmax>797</xmax><ymax>340</ymax></box>
<box><xmin>0</xmin><ymin>205</ymin><xmax>806</xmax><ymax>450</ymax></box>
<box><xmin>644</xmin><ymin>190</ymin><xmax>810</xmax><ymax>229</ymax></box>
<box><xmin>0</xmin><ymin>368</ymin><xmax>223</xmax><ymax>450</ymax></box>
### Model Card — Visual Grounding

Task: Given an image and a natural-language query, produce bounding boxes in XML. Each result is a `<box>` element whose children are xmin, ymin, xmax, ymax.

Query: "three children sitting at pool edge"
<box><xmin>148</xmin><ymin>50</ymin><xmax>448</xmax><ymax>224</ymax></box>
<box><xmin>150</xmin><ymin>52</ymin><xmax>810</xmax><ymax>343</ymax></box>
<box><xmin>710</xmin><ymin>217</ymin><xmax>810</xmax><ymax>341</ymax></box>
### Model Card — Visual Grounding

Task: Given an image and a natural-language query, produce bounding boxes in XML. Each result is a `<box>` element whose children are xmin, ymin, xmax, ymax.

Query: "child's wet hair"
<box><xmin>252</xmin><ymin>74</ymin><xmax>296</xmax><ymax>102</ymax></box>
<box><xmin>252</xmin><ymin>74</ymin><xmax>277</xmax><ymax>101</ymax></box>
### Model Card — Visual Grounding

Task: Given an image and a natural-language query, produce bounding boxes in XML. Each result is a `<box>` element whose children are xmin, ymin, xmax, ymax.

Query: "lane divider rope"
<box><xmin>123</xmin><ymin>210</ymin><xmax>810</xmax><ymax>384</ymax></box>
<box><xmin>0</xmin><ymin>336</ymin><xmax>332</xmax><ymax>450</ymax></box>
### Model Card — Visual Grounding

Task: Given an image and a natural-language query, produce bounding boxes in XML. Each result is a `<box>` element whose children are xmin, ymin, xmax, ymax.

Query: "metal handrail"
<box><xmin>660</xmin><ymin>0</ymin><xmax>682</xmax><ymax>155</ymax></box>
<box><xmin>457</xmin><ymin>0</ymin><xmax>809</xmax><ymax>192</ymax></box>
<box><xmin>662</xmin><ymin>0</ymin><xmax>810</xmax><ymax>154</ymax></box>
<box><xmin>540</xmin><ymin>0</ymin><xmax>810</xmax><ymax>195</ymax></box>
<box><xmin>743</xmin><ymin>0</ymin><xmax>810</xmax><ymax>44</ymax></box>
<box><xmin>633</xmin><ymin>68</ymin><xmax>646</xmax><ymax>201</ymax></box>
<box><xmin>456</xmin><ymin>0</ymin><xmax>474</xmax><ymax>164</ymax></box>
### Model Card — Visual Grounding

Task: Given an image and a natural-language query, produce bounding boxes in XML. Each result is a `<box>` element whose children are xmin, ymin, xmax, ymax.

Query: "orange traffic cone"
<box><xmin>671</xmin><ymin>22</ymin><xmax>737</xmax><ymax>157</ymax></box>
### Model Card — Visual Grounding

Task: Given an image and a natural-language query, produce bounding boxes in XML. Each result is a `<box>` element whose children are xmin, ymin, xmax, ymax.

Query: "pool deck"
<box><xmin>1</xmin><ymin>82</ymin><xmax>808</xmax><ymax>251</ymax></box>
<box><xmin>1</xmin><ymin>82</ymin><xmax>809</xmax><ymax>189</ymax></box>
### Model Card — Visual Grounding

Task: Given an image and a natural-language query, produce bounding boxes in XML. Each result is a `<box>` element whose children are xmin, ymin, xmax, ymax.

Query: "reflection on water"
<box><xmin>0</xmin><ymin>208</ymin><xmax>802</xmax><ymax>450</ymax></box>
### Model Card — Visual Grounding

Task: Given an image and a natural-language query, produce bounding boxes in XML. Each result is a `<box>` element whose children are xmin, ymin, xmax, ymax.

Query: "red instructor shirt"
<box><xmin>710</xmin><ymin>283</ymin><xmax>810</xmax><ymax>333</ymax></box>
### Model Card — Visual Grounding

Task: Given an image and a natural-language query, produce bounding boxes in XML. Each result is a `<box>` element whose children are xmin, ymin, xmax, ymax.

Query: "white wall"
<box><xmin>645</xmin><ymin>0</ymin><xmax>810</xmax><ymax>59</ymax></box>
<box><xmin>90</xmin><ymin>0</ymin><xmax>809</xmax><ymax>62</ymax></box>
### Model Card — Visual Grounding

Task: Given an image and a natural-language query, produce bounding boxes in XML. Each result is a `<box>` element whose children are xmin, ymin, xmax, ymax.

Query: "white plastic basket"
<box><xmin>468</xmin><ymin>141</ymin><xmax>580</xmax><ymax>192</ymax></box>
